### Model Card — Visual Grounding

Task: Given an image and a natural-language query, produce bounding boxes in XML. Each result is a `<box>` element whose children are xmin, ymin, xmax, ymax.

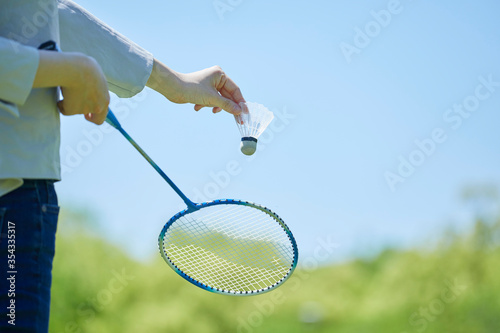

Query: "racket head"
<box><xmin>158</xmin><ymin>199</ymin><xmax>298</xmax><ymax>296</ymax></box>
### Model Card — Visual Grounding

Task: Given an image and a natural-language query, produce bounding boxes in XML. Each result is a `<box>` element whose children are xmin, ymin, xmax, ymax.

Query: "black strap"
<box><xmin>38</xmin><ymin>40</ymin><xmax>57</xmax><ymax>51</ymax></box>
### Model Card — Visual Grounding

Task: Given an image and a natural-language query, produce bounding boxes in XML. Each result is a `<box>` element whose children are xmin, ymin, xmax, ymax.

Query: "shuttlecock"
<box><xmin>234</xmin><ymin>102</ymin><xmax>274</xmax><ymax>155</ymax></box>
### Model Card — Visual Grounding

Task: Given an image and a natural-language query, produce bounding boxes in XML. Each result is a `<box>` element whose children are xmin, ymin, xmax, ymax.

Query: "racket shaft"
<box><xmin>106</xmin><ymin>110</ymin><xmax>195</xmax><ymax>208</ymax></box>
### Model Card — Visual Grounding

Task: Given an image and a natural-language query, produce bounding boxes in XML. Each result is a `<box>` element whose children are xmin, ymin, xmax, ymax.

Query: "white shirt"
<box><xmin>0</xmin><ymin>0</ymin><xmax>153</xmax><ymax>196</ymax></box>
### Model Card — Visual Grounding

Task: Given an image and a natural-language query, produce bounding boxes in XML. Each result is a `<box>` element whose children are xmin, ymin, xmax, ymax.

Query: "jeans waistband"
<box><xmin>0</xmin><ymin>179</ymin><xmax>58</xmax><ymax>207</ymax></box>
<box><xmin>21</xmin><ymin>179</ymin><xmax>56</xmax><ymax>187</ymax></box>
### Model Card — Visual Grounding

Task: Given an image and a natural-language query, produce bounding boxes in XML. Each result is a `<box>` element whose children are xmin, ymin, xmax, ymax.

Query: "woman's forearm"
<box><xmin>33</xmin><ymin>51</ymin><xmax>85</xmax><ymax>89</ymax></box>
<box><xmin>33</xmin><ymin>50</ymin><xmax>110</xmax><ymax>124</ymax></box>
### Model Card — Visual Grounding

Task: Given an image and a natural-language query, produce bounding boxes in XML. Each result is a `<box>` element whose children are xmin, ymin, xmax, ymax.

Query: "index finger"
<box><xmin>219</xmin><ymin>76</ymin><xmax>245</xmax><ymax>105</ymax></box>
<box><xmin>85</xmin><ymin>108</ymin><xmax>108</xmax><ymax>125</ymax></box>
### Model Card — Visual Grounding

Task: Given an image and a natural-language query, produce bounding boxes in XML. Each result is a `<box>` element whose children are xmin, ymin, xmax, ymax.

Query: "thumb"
<box><xmin>215</xmin><ymin>96</ymin><xmax>241</xmax><ymax>115</ymax></box>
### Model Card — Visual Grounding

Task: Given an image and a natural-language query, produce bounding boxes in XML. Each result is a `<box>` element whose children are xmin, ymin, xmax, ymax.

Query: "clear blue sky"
<box><xmin>56</xmin><ymin>0</ymin><xmax>500</xmax><ymax>263</ymax></box>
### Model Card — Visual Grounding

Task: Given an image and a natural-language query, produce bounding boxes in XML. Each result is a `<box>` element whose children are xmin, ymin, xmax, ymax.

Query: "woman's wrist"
<box><xmin>146</xmin><ymin>58</ymin><xmax>185</xmax><ymax>103</ymax></box>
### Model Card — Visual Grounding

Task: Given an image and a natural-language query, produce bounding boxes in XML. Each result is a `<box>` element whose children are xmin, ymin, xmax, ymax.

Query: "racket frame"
<box><xmin>158</xmin><ymin>199</ymin><xmax>298</xmax><ymax>296</ymax></box>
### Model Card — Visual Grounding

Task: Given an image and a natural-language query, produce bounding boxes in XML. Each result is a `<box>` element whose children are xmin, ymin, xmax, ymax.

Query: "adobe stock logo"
<box><xmin>213</xmin><ymin>0</ymin><xmax>244</xmax><ymax>21</ymax></box>
<box><xmin>236</xmin><ymin>236</ymin><xmax>340</xmax><ymax>333</ymax></box>
<box><xmin>385</xmin><ymin>74</ymin><xmax>499</xmax><ymax>192</ymax></box>
<box><xmin>191</xmin><ymin>106</ymin><xmax>295</xmax><ymax>203</ymax></box>
<box><xmin>7</xmin><ymin>0</ymin><xmax>56</xmax><ymax>47</ymax></box>
<box><xmin>339</xmin><ymin>0</ymin><xmax>410</xmax><ymax>64</ymax></box>
<box><xmin>400</xmin><ymin>279</ymin><xmax>467</xmax><ymax>333</ymax></box>
<box><xmin>60</xmin><ymin>91</ymin><xmax>148</xmax><ymax>175</ymax></box>
<box><xmin>63</xmin><ymin>268</ymin><xmax>135</xmax><ymax>333</ymax></box>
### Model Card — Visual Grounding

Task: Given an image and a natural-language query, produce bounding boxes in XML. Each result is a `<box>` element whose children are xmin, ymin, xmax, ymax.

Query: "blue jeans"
<box><xmin>0</xmin><ymin>180</ymin><xmax>60</xmax><ymax>332</ymax></box>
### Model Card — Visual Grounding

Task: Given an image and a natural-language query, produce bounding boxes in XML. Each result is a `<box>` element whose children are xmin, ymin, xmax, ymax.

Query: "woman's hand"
<box><xmin>34</xmin><ymin>51</ymin><xmax>110</xmax><ymax>125</ymax></box>
<box><xmin>146</xmin><ymin>60</ymin><xmax>245</xmax><ymax>115</ymax></box>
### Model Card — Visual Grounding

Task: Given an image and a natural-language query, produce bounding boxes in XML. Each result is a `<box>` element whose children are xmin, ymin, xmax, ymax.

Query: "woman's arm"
<box><xmin>0</xmin><ymin>36</ymin><xmax>109</xmax><ymax>124</ymax></box>
<box><xmin>0</xmin><ymin>37</ymin><xmax>39</xmax><ymax>115</ymax></box>
<box><xmin>146</xmin><ymin>59</ymin><xmax>245</xmax><ymax>115</ymax></box>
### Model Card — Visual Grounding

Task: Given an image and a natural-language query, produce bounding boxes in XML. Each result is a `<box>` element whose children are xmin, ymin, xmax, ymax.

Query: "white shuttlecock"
<box><xmin>234</xmin><ymin>102</ymin><xmax>274</xmax><ymax>155</ymax></box>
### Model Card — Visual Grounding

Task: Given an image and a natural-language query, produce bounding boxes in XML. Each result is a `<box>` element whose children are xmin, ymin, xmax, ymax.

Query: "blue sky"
<box><xmin>56</xmin><ymin>0</ymin><xmax>500</xmax><ymax>263</ymax></box>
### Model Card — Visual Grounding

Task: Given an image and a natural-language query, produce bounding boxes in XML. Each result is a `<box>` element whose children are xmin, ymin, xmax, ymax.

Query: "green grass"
<box><xmin>49</xmin><ymin>213</ymin><xmax>500</xmax><ymax>333</ymax></box>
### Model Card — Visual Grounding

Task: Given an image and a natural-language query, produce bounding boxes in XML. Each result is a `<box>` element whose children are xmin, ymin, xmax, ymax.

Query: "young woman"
<box><xmin>0</xmin><ymin>1</ymin><xmax>245</xmax><ymax>331</ymax></box>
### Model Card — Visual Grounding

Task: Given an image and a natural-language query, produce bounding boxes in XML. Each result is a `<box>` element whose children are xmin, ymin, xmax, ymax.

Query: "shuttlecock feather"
<box><xmin>234</xmin><ymin>102</ymin><xmax>274</xmax><ymax>155</ymax></box>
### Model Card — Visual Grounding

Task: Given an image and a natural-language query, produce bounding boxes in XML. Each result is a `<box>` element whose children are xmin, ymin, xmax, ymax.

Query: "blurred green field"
<box><xmin>50</xmin><ymin>210</ymin><xmax>500</xmax><ymax>333</ymax></box>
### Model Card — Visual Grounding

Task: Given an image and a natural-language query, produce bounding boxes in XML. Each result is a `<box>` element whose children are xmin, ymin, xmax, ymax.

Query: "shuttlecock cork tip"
<box><xmin>241</xmin><ymin>137</ymin><xmax>257</xmax><ymax>156</ymax></box>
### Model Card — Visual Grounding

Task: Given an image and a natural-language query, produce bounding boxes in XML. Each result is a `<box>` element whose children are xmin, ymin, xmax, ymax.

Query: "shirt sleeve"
<box><xmin>57</xmin><ymin>0</ymin><xmax>154</xmax><ymax>98</ymax></box>
<box><xmin>0</xmin><ymin>37</ymin><xmax>40</xmax><ymax>117</ymax></box>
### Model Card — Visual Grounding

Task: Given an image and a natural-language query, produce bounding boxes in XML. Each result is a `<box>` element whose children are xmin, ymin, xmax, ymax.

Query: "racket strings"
<box><xmin>174</xmin><ymin>211</ymin><xmax>287</xmax><ymax>270</ymax></box>
<box><xmin>198</xmin><ymin>205</ymin><xmax>292</xmax><ymax>252</ymax></box>
<box><xmin>206</xmin><ymin>208</ymin><xmax>282</xmax><ymax>241</ymax></box>
<box><xmin>178</xmin><ymin>206</ymin><xmax>291</xmax><ymax>264</ymax></box>
<box><xmin>168</xmin><ymin>244</ymin><xmax>287</xmax><ymax>291</ymax></box>
<box><xmin>195</xmin><ymin>206</ymin><xmax>293</xmax><ymax>266</ymax></box>
<box><xmin>161</xmin><ymin>204</ymin><xmax>294</xmax><ymax>292</ymax></box>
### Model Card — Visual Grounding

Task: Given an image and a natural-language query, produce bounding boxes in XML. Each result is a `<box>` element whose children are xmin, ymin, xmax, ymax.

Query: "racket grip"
<box><xmin>105</xmin><ymin>109</ymin><xmax>121</xmax><ymax>129</ymax></box>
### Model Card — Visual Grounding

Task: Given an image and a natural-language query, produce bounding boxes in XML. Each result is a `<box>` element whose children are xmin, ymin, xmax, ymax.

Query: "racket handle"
<box><xmin>105</xmin><ymin>109</ymin><xmax>121</xmax><ymax>129</ymax></box>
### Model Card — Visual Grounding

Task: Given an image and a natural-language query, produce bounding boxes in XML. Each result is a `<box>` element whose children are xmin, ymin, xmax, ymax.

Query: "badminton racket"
<box><xmin>105</xmin><ymin>110</ymin><xmax>298</xmax><ymax>296</ymax></box>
